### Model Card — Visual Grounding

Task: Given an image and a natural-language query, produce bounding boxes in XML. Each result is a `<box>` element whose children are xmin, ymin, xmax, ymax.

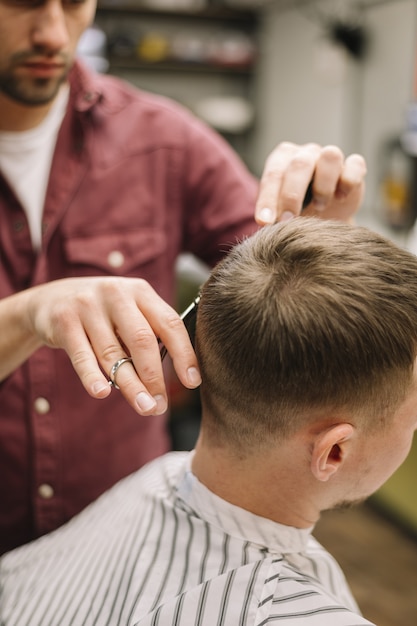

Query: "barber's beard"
<box><xmin>0</xmin><ymin>51</ymin><xmax>71</xmax><ymax>106</ymax></box>
<box><xmin>0</xmin><ymin>74</ymin><xmax>68</xmax><ymax>105</ymax></box>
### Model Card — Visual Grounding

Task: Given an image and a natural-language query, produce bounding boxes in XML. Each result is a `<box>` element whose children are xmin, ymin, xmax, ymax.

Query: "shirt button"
<box><xmin>38</xmin><ymin>484</ymin><xmax>54</xmax><ymax>499</ymax></box>
<box><xmin>107</xmin><ymin>250</ymin><xmax>125</xmax><ymax>268</ymax></box>
<box><xmin>13</xmin><ymin>220</ymin><xmax>25</xmax><ymax>233</ymax></box>
<box><xmin>34</xmin><ymin>397</ymin><xmax>50</xmax><ymax>414</ymax></box>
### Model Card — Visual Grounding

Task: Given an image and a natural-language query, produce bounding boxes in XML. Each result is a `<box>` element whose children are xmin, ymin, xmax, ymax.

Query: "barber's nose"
<box><xmin>31</xmin><ymin>0</ymin><xmax>70</xmax><ymax>50</ymax></box>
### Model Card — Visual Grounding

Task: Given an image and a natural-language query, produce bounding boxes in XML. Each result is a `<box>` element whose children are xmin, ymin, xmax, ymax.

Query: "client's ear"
<box><xmin>310</xmin><ymin>423</ymin><xmax>355</xmax><ymax>482</ymax></box>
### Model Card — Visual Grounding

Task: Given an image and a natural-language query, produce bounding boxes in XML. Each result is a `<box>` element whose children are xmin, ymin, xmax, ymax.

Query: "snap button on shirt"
<box><xmin>107</xmin><ymin>250</ymin><xmax>125</xmax><ymax>268</ymax></box>
<box><xmin>34</xmin><ymin>397</ymin><xmax>50</xmax><ymax>415</ymax></box>
<box><xmin>38</xmin><ymin>484</ymin><xmax>54</xmax><ymax>499</ymax></box>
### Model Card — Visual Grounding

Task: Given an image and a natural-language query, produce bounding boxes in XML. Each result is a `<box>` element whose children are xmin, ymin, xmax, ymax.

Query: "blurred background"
<box><xmin>79</xmin><ymin>3</ymin><xmax>417</xmax><ymax>623</ymax></box>
<box><xmin>81</xmin><ymin>0</ymin><xmax>417</xmax><ymax>237</ymax></box>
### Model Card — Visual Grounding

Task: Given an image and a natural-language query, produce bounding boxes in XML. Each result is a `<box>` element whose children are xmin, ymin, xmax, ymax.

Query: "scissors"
<box><xmin>159</xmin><ymin>295</ymin><xmax>200</xmax><ymax>362</ymax></box>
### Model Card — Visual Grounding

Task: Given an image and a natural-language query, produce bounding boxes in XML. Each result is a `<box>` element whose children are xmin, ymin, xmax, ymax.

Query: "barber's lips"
<box><xmin>21</xmin><ymin>61</ymin><xmax>65</xmax><ymax>78</ymax></box>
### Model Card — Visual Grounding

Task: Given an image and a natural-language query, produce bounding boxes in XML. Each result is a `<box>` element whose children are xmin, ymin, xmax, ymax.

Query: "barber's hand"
<box><xmin>25</xmin><ymin>277</ymin><xmax>201</xmax><ymax>416</ymax></box>
<box><xmin>255</xmin><ymin>142</ymin><xmax>367</xmax><ymax>224</ymax></box>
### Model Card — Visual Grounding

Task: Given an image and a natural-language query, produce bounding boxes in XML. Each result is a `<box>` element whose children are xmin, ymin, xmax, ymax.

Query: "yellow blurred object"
<box><xmin>137</xmin><ymin>33</ymin><xmax>170</xmax><ymax>62</ymax></box>
<box><xmin>379</xmin><ymin>139</ymin><xmax>414</xmax><ymax>229</ymax></box>
<box><xmin>381</xmin><ymin>177</ymin><xmax>410</xmax><ymax>227</ymax></box>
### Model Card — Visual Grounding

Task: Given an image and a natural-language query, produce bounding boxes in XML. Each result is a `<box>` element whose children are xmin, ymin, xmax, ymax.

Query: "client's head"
<box><xmin>195</xmin><ymin>217</ymin><xmax>417</xmax><ymax>460</ymax></box>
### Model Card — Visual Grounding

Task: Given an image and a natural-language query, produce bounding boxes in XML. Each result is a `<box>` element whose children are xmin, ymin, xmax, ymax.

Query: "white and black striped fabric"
<box><xmin>0</xmin><ymin>452</ymin><xmax>375</xmax><ymax>625</ymax></box>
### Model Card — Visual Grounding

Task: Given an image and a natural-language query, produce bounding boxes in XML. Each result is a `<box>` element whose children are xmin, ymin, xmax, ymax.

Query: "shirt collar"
<box><xmin>69</xmin><ymin>59</ymin><xmax>130</xmax><ymax>114</ymax></box>
<box><xmin>68</xmin><ymin>59</ymin><xmax>102</xmax><ymax>112</ymax></box>
<box><xmin>176</xmin><ymin>452</ymin><xmax>313</xmax><ymax>556</ymax></box>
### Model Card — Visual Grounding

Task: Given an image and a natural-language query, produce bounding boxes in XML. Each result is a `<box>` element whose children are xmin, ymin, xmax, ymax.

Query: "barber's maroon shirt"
<box><xmin>0</xmin><ymin>61</ymin><xmax>258</xmax><ymax>554</ymax></box>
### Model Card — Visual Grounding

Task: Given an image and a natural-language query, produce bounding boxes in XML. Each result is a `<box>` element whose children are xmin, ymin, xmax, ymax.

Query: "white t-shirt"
<box><xmin>0</xmin><ymin>85</ymin><xmax>69</xmax><ymax>250</ymax></box>
<box><xmin>0</xmin><ymin>451</ymin><xmax>375</xmax><ymax>626</ymax></box>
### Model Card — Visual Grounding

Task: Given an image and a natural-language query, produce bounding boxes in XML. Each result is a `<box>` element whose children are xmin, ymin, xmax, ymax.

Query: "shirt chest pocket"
<box><xmin>64</xmin><ymin>228</ymin><xmax>167</xmax><ymax>278</ymax></box>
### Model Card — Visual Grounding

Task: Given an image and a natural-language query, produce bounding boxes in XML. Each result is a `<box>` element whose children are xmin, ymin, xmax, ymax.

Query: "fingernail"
<box><xmin>258</xmin><ymin>207</ymin><xmax>274</xmax><ymax>224</ymax></box>
<box><xmin>281</xmin><ymin>211</ymin><xmax>295</xmax><ymax>222</ymax></box>
<box><xmin>154</xmin><ymin>394</ymin><xmax>167</xmax><ymax>415</ymax></box>
<box><xmin>187</xmin><ymin>367</ymin><xmax>202</xmax><ymax>387</ymax></box>
<box><xmin>136</xmin><ymin>392</ymin><xmax>157</xmax><ymax>413</ymax></box>
<box><xmin>93</xmin><ymin>381</ymin><xmax>110</xmax><ymax>396</ymax></box>
<box><xmin>313</xmin><ymin>197</ymin><xmax>327</xmax><ymax>211</ymax></box>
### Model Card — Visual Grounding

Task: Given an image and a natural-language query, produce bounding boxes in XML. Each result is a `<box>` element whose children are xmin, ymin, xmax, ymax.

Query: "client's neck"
<box><xmin>191</xmin><ymin>433</ymin><xmax>319</xmax><ymax>529</ymax></box>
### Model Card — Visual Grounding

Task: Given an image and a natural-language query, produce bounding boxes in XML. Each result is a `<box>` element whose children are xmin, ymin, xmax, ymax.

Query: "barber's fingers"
<box><xmin>78</xmin><ymin>304</ymin><xmax>165</xmax><ymax>416</ymax></box>
<box><xmin>255</xmin><ymin>142</ymin><xmax>366</xmax><ymax>224</ymax></box>
<box><xmin>29</xmin><ymin>277</ymin><xmax>201</xmax><ymax>416</ymax></box>
<box><xmin>34</xmin><ymin>291</ymin><xmax>118</xmax><ymax>401</ymax></box>
<box><xmin>302</xmin><ymin>151</ymin><xmax>367</xmax><ymax>222</ymax></box>
<box><xmin>77</xmin><ymin>279</ymin><xmax>201</xmax><ymax>415</ymax></box>
<box><xmin>255</xmin><ymin>142</ymin><xmax>321</xmax><ymax>223</ymax></box>
<box><xmin>336</xmin><ymin>152</ymin><xmax>367</xmax><ymax>199</ymax></box>
<box><xmin>301</xmin><ymin>145</ymin><xmax>344</xmax><ymax>210</ymax></box>
<box><xmin>129</xmin><ymin>287</ymin><xmax>201</xmax><ymax>392</ymax></box>
<box><xmin>56</xmin><ymin>318</ymin><xmax>113</xmax><ymax>399</ymax></box>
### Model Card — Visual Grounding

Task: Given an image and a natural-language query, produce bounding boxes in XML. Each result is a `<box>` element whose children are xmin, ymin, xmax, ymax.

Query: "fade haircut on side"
<box><xmin>195</xmin><ymin>217</ymin><xmax>417</xmax><ymax>453</ymax></box>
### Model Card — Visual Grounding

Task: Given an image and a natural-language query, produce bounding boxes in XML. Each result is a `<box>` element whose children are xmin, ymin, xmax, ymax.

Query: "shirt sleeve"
<box><xmin>179</xmin><ymin>113</ymin><xmax>260</xmax><ymax>268</ymax></box>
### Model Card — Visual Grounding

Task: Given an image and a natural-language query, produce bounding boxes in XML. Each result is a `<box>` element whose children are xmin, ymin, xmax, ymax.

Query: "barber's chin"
<box><xmin>6</xmin><ymin>75</ymin><xmax>67</xmax><ymax>107</ymax></box>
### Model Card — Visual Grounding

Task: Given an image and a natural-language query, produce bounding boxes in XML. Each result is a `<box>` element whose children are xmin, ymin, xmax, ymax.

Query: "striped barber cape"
<box><xmin>0</xmin><ymin>452</ymin><xmax>375</xmax><ymax>626</ymax></box>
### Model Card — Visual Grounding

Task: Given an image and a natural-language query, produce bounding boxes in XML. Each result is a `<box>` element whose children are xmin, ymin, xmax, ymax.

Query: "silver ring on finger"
<box><xmin>109</xmin><ymin>357</ymin><xmax>133</xmax><ymax>390</ymax></box>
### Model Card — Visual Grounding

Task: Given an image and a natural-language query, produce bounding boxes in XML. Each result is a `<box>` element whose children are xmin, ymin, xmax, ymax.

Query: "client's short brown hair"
<box><xmin>196</xmin><ymin>218</ymin><xmax>417</xmax><ymax>452</ymax></box>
